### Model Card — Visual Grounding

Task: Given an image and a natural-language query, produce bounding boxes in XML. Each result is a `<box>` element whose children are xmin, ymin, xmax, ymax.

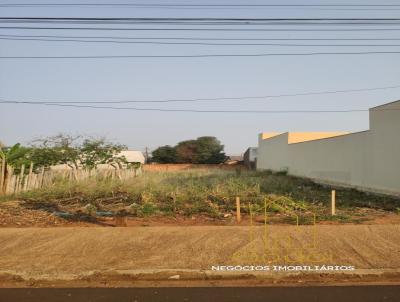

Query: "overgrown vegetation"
<box><xmin>5</xmin><ymin>169</ymin><xmax>400</xmax><ymax>223</ymax></box>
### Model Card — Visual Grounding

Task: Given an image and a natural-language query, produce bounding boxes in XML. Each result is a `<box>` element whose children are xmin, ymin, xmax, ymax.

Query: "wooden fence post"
<box><xmin>14</xmin><ymin>175</ymin><xmax>20</xmax><ymax>194</ymax></box>
<box><xmin>0</xmin><ymin>156</ymin><xmax>5</xmax><ymax>195</ymax></box>
<box><xmin>115</xmin><ymin>216</ymin><xmax>127</xmax><ymax>227</ymax></box>
<box><xmin>24</xmin><ymin>162</ymin><xmax>33</xmax><ymax>191</ymax></box>
<box><xmin>236</xmin><ymin>196</ymin><xmax>241</xmax><ymax>223</ymax></box>
<box><xmin>5</xmin><ymin>166</ymin><xmax>14</xmax><ymax>195</ymax></box>
<box><xmin>39</xmin><ymin>166</ymin><xmax>45</xmax><ymax>188</ymax></box>
<box><xmin>331</xmin><ymin>190</ymin><xmax>336</xmax><ymax>216</ymax></box>
<box><xmin>16</xmin><ymin>164</ymin><xmax>25</xmax><ymax>194</ymax></box>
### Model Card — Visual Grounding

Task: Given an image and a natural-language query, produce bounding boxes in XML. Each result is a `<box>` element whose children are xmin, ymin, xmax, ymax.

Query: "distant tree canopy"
<box><xmin>0</xmin><ymin>134</ymin><xmax>128</xmax><ymax>172</ymax></box>
<box><xmin>150</xmin><ymin>145</ymin><xmax>177</xmax><ymax>164</ymax></box>
<box><xmin>151</xmin><ymin>136</ymin><xmax>227</xmax><ymax>164</ymax></box>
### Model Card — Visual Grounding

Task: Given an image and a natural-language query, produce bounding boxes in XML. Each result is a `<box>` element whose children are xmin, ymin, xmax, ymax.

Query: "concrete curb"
<box><xmin>2</xmin><ymin>268</ymin><xmax>400</xmax><ymax>282</ymax></box>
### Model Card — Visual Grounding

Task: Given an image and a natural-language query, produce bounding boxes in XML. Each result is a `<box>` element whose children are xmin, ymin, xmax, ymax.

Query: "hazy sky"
<box><xmin>1</xmin><ymin>0</ymin><xmax>400</xmax><ymax>154</ymax></box>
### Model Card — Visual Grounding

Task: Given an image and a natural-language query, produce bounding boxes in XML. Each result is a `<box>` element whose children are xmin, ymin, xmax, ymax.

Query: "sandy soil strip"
<box><xmin>0</xmin><ymin>225</ymin><xmax>400</xmax><ymax>285</ymax></box>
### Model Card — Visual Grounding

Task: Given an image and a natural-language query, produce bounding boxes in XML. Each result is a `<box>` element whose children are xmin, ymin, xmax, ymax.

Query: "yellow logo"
<box><xmin>232</xmin><ymin>198</ymin><xmax>334</xmax><ymax>265</ymax></box>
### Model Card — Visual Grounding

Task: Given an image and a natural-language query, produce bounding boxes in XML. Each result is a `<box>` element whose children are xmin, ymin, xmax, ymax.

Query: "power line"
<box><xmin>3</xmin><ymin>18</ymin><xmax>400</xmax><ymax>27</ymax></box>
<box><xmin>3</xmin><ymin>100</ymin><xmax>400</xmax><ymax>114</ymax></box>
<box><xmin>2</xmin><ymin>17</ymin><xmax>400</xmax><ymax>21</ymax></box>
<box><xmin>1</xmin><ymin>4</ymin><xmax>400</xmax><ymax>12</ymax></box>
<box><xmin>6</xmin><ymin>22</ymin><xmax>400</xmax><ymax>28</ymax></box>
<box><xmin>2</xmin><ymin>18</ymin><xmax>400</xmax><ymax>28</ymax></box>
<box><xmin>3</xmin><ymin>20</ymin><xmax>400</xmax><ymax>28</ymax></box>
<box><xmin>3</xmin><ymin>34</ymin><xmax>400</xmax><ymax>42</ymax></box>
<box><xmin>2</xmin><ymin>3</ymin><xmax>400</xmax><ymax>8</ymax></box>
<box><xmin>4</xmin><ymin>21</ymin><xmax>400</xmax><ymax>27</ymax></box>
<box><xmin>5</xmin><ymin>36</ymin><xmax>400</xmax><ymax>47</ymax></box>
<box><xmin>1</xmin><ymin>84</ymin><xmax>399</xmax><ymax>104</ymax></box>
<box><xmin>1</xmin><ymin>26</ymin><xmax>400</xmax><ymax>32</ymax></box>
<box><xmin>313</xmin><ymin>8</ymin><xmax>400</xmax><ymax>11</ymax></box>
<box><xmin>0</xmin><ymin>101</ymin><xmax>377</xmax><ymax>113</ymax></box>
<box><xmin>2</xmin><ymin>51</ymin><xmax>400</xmax><ymax>59</ymax></box>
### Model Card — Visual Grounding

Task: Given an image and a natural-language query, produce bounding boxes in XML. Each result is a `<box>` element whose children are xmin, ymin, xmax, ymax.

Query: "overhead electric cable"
<box><xmin>2</xmin><ymin>34</ymin><xmax>400</xmax><ymax>42</ymax></box>
<box><xmin>1</xmin><ymin>3</ymin><xmax>400</xmax><ymax>8</ymax></box>
<box><xmin>2</xmin><ymin>51</ymin><xmax>400</xmax><ymax>59</ymax></box>
<box><xmin>0</xmin><ymin>84</ymin><xmax>399</xmax><ymax>104</ymax></box>
<box><xmin>2</xmin><ymin>17</ymin><xmax>400</xmax><ymax>21</ymax></box>
<box><xmin>4</xmin><ymin>36</ymin><xmax>400</xmax><ymax>47</ymax></box>
<box><xmin>2</xmin><ymin>101</ymin><xmax>398</xmax><ymax>114</ymax></box>
<box><xmin>1</xmin><ymin>26</ymin><xmax>400</xmax><ymax>32</ymax></box>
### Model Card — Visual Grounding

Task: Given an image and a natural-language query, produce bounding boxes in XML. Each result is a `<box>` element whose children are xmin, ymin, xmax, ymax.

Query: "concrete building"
<box><xmin>243</xmin><ymin>147</ymin><xmax>258</xmax><ymax>169</ymax></box>
<box><xmin>257</xmin><ymin>100</ymin><xmax>400</xmax><ymax>196</ymax></box>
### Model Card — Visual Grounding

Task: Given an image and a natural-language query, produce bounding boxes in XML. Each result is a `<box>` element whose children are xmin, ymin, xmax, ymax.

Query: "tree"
<box><xmin>194</xmin><ymin>136</ymin><xmax>227</xmax><ymax>164</ymax></box>
<box><xmin>175</xmin><ymin>140</ymin><xmax>198</xmax><ymax>163</ymax></box>
<box><xmin>78</xmin><ymin>138</ymin><xmax>127</xmax><ymax>170</ymax></box>
<box><xmin>151</xmin><ymin>145</ymin><xmax>177</xmax><ymax>163</ymax></box>
<box><xmin>0</xmin><ymin>143</ymin><xmax>31</xmax><ymax>171</ymax></box>
<box><xmin>30</xmin><ymin>134</ymin><xmax>128</xmax><ymax>170</ymax></box>
<box><xmin>30</xmin><ymin>134</ymin><xmax>81</xmax><ymax>169</ymax></box>
<box><xmin>151</xmin><ymin>137</ymin><xmax>227</xmax><ymax>164</ymax></box>
<box><xmin>0</xmin><ymin>144</ymin><xmax>31</xmax><ymax>193</ymax></box>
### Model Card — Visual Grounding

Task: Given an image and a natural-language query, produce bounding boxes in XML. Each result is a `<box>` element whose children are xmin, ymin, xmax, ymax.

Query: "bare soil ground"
<box><xmin>1</xmin><ymin>225</ymin><xmax>400</xmax><ymax>287</ymax></box>
<box><xmin>1</xmin><ymin>200</ymin><xmax>400</xmax><ymax>227</ymax></box>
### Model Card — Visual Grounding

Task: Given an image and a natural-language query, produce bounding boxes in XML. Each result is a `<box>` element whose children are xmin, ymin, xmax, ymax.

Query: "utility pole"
<box><xmin>145</xmin><ymin>147</ymin><xmax>149</xmax><ymax>163</ymax></box>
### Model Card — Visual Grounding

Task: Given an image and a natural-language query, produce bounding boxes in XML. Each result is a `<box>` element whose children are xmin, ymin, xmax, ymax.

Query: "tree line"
<box><xmin>0</xmin><ymin>134</ymin><xmax>128</xmax><ymax>173</ymax></box>
<box><xmin>150</xmin><ymin>136</ymin><xmax>227</xmax><ymax>164</ymax></box>
<box><xmin>1</xmin><ymin>135</ymin><xmax>228</xmax><ymax>172</ymax></box>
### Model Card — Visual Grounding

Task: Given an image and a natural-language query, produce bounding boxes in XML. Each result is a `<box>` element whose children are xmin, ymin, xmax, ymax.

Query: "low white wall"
<box><xmin>257</xmin><ymin>100</ymin><xmax>400</xmax><ymax>196</ymax></box>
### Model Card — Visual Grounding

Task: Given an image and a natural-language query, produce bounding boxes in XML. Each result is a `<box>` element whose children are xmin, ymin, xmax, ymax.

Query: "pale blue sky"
<box><xmin>1</xmin><ymin>1</ymin><xmax>400</xmax><ymax>154</ymax></box>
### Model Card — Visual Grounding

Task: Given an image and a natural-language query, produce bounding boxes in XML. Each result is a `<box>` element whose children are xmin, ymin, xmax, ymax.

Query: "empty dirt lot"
<box><xmin>0</xmin><ymin>225</ymin><xmax>400</xmax><ymax>287</ymax></box>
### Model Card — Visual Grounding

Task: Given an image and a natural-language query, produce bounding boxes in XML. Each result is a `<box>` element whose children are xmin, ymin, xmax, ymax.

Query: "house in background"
<box><xmin>225</xmin><ymin>155</ymin><xmax>244</xmax><ymax>165</ymax></box>
<box><xmin>243</xmin><ymin>147</ymin><xmax>258</xmax><ymax>170</ymax></box>
<box><xmin>118</xmin><ymin>150</ymin><xmax>145</xmax><ymax>165</ymax></box>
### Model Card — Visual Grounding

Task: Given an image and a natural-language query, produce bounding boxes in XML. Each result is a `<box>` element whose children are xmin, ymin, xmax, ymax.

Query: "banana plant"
<box><xmin>0</xmin><ymin>143</ymin><xmax>31</xmax><ymax>173</ymax></box>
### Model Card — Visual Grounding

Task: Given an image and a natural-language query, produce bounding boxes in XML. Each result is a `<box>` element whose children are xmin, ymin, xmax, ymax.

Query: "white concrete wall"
<box><xmin>257</xmin><ymin>133</ymin><xmax>290</xmax><ymax>172</ymax></box>
<box><xmin>247</xmin><ymin>147</ymin><xmax>258</xmax><ymax>162</ymax></box>
<box><xmin>257</xmin><ymin>100</ymin><xmax>400</xmax><ymax>196</ymax></box>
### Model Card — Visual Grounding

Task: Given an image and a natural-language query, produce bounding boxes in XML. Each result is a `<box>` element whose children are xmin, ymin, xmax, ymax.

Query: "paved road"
<box><xmin>0</xmin><ymin>286</ymin><xmax>399</xmax><ymax>302</ymax></box>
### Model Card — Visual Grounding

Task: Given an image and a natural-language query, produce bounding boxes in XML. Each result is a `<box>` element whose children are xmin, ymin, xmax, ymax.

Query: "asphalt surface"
<box><xmin>0</xmin><ymin>286</ymin><xmax>399</xmax><ymax>302</ymax></box>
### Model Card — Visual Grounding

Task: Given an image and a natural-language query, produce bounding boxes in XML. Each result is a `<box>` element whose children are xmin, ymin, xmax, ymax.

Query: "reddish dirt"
<box><xmin>1</xmin><ymin>200</ymin><xmax>400</xmax><ymax>228</ymax></box>
<box><xmin>0</xmin><ymin>200</ymin><xmax>236</xmax><ymax>227</ymax></box>
<box><xmin>1</xmin><ymin>225</ymin><xmax>400</xmax><ymax>287</ymax></box>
